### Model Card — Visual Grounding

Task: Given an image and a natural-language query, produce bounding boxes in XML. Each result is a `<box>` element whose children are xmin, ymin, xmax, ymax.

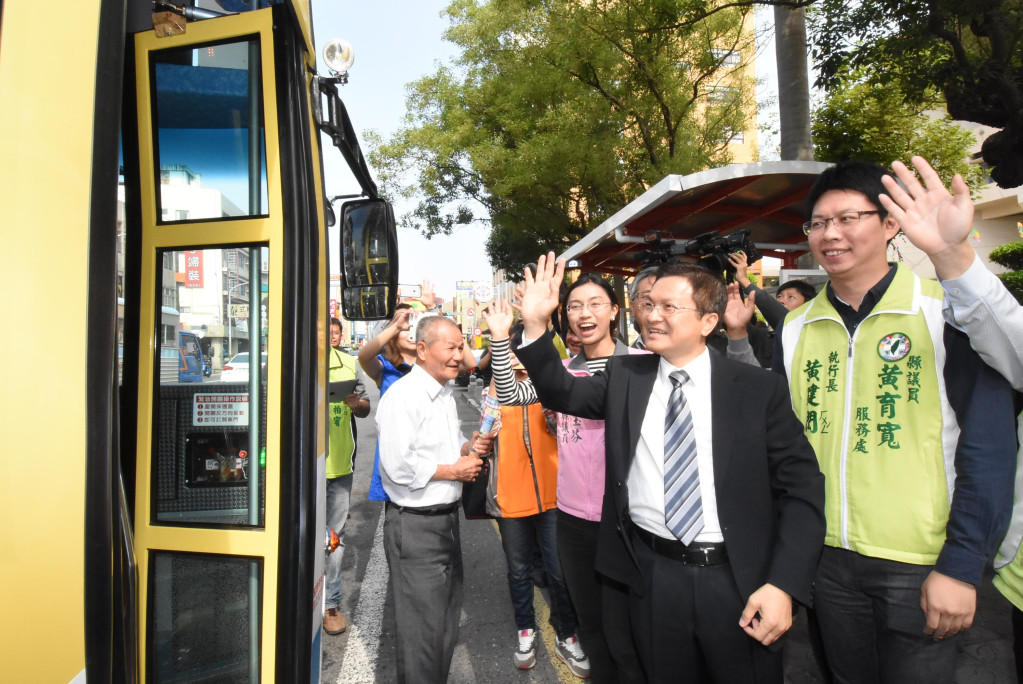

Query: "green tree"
<box><xmin>808</xmin><ymin>0</ymin><xmax>1023</xmax><ymax>188</ymax></box>
<box><xmin>371</xmin><ymin>0</ymin><xmax>757</xmax><ymax>273</ymax></box>
<box><xmin>989</xmin><ymin>240</ymin><xmax>1023</xmax><ymax>303</ymax></box>
<box><xmin>812</xmin><ymin>68</ymin><xmax>984</xmax><ymax>191</ymax></box>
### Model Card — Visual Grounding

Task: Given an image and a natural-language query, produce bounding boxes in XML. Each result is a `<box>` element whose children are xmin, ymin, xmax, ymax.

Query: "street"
<box><xmin>321</xmin><ymin>381</ymin><xmax>1018</xmax><ymax>683</ymax></box>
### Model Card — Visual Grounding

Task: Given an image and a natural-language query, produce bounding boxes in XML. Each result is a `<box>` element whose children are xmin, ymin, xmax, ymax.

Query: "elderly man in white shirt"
<box><xmin>376</xmin><ymin>314</ymin><xmax>494</xmax><ymax>684</ymax></box>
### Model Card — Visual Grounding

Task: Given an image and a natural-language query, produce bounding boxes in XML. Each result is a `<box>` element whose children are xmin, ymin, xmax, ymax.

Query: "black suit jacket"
<box><xmin>517</xmin><ymin>331</ymin><xmax>825</xmax><ymax>606</ymax></box>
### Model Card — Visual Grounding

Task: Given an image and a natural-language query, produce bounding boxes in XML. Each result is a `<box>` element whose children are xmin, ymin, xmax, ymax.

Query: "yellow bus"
<box><xmin>0</xmin><ymin>1</ymin><xmax>396</xmax><ymax>681</ymax></box>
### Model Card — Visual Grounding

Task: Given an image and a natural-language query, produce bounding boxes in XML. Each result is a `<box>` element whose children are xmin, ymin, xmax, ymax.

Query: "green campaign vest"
<box><xmin>781</xmin><ymin>265</ymin><xmax>959</xmax><ymax>565</ymax></box>
<box><xmin>994</xmin><ymin>417</ymin><xmax>1023</xmax><ymax>610</ymax></box>
<box><xmin>327</xmin><ymin>348</ymin><xmax>359</xmax><ymax>478</ymax></box>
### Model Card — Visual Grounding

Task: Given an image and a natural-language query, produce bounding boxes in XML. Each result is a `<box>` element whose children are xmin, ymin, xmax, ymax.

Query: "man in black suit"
<box><xmin>514</xmin><ymin>254</ymin><xmax>826</xmax><ymax>683</ymax></box>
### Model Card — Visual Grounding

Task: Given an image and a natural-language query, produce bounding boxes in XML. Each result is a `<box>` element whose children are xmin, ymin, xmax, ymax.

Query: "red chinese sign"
<box><xmin>184</xmin><ymin>249</ymin><xmax>203</xmax><ymax>288</ymax></box>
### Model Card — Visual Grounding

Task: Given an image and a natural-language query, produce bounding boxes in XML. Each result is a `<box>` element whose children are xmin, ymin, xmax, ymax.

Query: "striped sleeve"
<box><xmin>491</xmin><ymin>337</ymin><xmax>539</xmax><ymax>405</ymax></box>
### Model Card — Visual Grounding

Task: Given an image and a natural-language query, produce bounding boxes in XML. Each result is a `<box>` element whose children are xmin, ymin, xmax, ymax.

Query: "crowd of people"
<box><xmin>325</xmin><ymin>156</ymin><xmax>1023</xmax><ymax>684</ymax></box>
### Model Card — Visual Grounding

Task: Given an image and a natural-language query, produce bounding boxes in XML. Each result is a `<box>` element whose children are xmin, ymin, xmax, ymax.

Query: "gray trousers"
<box><xmin>383</xmin><ymin>504</ymin><xmax>463</xmax><ymax>684</ymax></box>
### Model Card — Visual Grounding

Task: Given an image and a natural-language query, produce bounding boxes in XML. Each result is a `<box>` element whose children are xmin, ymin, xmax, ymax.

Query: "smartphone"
<box><xmin>406</xmin><ymin>311</ymin><xmax>438</xmax><ymax>342</ymax></box>
<box><xmin>398</xmin><ymin>284</ymin><xmax>422</xmax><ymax>299</ymax></box>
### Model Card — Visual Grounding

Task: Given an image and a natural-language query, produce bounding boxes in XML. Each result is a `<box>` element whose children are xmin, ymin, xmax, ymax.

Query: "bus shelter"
<box><xmin>560</xmin><ymin>161</ymin><xmax>834</xmax><ymax>275</ymax></box>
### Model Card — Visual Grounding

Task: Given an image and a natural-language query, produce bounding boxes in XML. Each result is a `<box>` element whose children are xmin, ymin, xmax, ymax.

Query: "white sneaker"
<box><xmin>555</xmin><ymin>634</ymin><xmax>591</xmax><ymax>679</ymax></box>
<box><xmin>514</xmin><ymin>628</ymin><xmax>537</xmax><ymax>669</ymax></box>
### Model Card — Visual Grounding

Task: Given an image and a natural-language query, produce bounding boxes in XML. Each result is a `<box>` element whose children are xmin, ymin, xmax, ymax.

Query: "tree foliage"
<box><xmin>371</xmin><ymin>0</ymin><xmax>757</xmax><ymax>273</ymax></box>
<box><xmin>808</xmin><ymin>0</ymin><xmax>1023</xmax><ymax>188</ymax></box>
<box><xmin>990</xmin><ymin>240</ymin><xmax>1023</xmax><ymax>302</ymax></box>
<box><xmin>812</xmin><ymin>68</ymin><xmax>984</xmax><ymax>192</ymax></box>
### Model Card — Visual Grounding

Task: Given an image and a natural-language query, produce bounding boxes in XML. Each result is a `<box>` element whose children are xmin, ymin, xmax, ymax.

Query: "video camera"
<box><xmin>639</xmin><ymin>228</ymin><xmax>762</xmax><ymax>280</ymax></box>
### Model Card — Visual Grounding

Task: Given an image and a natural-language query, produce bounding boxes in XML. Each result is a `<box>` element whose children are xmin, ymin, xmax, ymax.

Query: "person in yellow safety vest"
<box><xmin>881</xmin><ymin>155</ymin><xmax>1023</xmax><ymax>682</ymax></box>
<box><xmin>774</xmin><ymin>159</ymin><xmax>1018</xmax><ymax>684</ymax></box>
<box><xmin>324</xmin><ymin>317</ymin><xmax>370</xmax><ymax>636</ymax></box>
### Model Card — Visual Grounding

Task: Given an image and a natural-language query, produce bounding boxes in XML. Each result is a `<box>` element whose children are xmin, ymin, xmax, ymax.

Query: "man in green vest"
<box><xmin>325</xmin><ymin>317</ymin><xmax>370</xmax><ymax>635</ymax></box>
<box><xmin>774</xmin><ymin>160</ymin><xmax>1018</xmax><ymax>683</ymax></box>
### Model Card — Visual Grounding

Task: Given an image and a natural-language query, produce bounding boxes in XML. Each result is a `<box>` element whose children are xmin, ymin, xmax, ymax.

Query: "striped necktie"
<box><xmin>664</xmin><ymin>370</ymin><xmax>703</xmax><ymax>544</ymax></box>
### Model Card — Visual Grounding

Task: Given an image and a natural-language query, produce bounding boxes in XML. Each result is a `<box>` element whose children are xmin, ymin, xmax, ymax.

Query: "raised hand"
<box><xmin>880</xmin><ymin>156</ymin><xmax>976</xmax><ymax>279</ymax></box>
<box><xmin>519</xmin><ymin>252</ymin><xmax>565</xmax><ymax>339</ymax></box>
<box><xmin>509</xmin><ymin>283</ymin><xmax>525</xmax><ymax>314</ymax></box>
<box><xmin>726</xmin><ymin>251</ymin><xmax>752</xmax><ymax>288</ymax></box>
<box><xmin>388</xmin><ymin>306</ymin><xmax>413</xmax><ymax>333</ymax></box>
<box><xmin>482</xmin><ymin>300</ymin><xmax>515</xmax><ymax>339</ymax></box>
<box><xmin>723</xmin><ymin>282</ymin><xmax>756</xmax><ymax>339</ymax></box>
<box><xmin>420</xmin><ymin>279</ymin><xmax>436</xmax><ymax>309</ymax></box>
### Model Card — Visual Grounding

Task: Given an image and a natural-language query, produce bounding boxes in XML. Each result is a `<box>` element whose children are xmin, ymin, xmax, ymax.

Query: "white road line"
<box><xmin>336</xmin><ymin>513</ymin><xmax>388</xmax><ymax>684</ymax></box>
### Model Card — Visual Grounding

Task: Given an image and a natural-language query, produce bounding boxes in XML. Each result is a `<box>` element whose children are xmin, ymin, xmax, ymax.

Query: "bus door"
<box><xmin>128</xmin><ymin>6</ymin><xmax>326</xmax><ymax>681</ymax></box>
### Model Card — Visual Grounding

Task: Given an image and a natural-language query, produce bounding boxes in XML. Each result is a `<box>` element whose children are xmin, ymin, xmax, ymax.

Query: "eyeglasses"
<box><xmin>802</xmin><ymin>210</ymin><xmax>880</xmax><ymax>236</ymax></box>
<box><xmin>565</xmin><ymin>300</ymin><xmax>612</xmax><ymax>314</ymax></box>
<box><xmin>635</xmin><ymin>302</ymin><xmax>705</xmax><ymax>317</ymax></box>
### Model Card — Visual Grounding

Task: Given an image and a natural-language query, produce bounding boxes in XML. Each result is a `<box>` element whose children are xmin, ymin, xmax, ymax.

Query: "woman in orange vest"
<box><xmin>485</xmin><ymin>323</ymin><xmax>588</xmax><ymax>676</ymax></box>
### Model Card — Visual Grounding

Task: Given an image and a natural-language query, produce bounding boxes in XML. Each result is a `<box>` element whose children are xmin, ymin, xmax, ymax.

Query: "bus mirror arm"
<box><xmin>312</xmin><ymin>77</ymin><xmax>378</xmax><ymax>199</ymax></box>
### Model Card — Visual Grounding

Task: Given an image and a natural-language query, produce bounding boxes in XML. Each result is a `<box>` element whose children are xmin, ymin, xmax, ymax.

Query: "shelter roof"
<box><xmin>560</xmin><ymin>161</ymin><xmax>834</xmax><ymax>275</ymax></box>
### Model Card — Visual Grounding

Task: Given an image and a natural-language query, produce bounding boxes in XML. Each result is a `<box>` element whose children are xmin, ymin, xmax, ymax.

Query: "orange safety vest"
<box><xmin>492</xmin><ymin>402</ymin><xmax>559</xmax><ymax>518</ymax></box>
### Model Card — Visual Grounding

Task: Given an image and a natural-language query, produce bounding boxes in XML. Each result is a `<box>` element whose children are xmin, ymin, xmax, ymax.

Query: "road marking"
<box><xmin>336</xmin><ymin>513</ymin><xmax>388</xmax><ymax>684</ymax></box>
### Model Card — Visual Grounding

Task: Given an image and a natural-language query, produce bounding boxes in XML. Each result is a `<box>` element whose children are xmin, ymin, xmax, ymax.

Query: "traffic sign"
<box><xmin>473</xmin><ymin>327</ymin><xmax>482</xmax><ymax>337</ymax></box>
<box><xmin>466</xmin><ymin>307</ymin><xmax>475</xmax><ymax>318</ymax></box>
<box><xmin>473</xmin><ymin>283</ymin><xmax>493</xmax><ymax>302</ymax></box>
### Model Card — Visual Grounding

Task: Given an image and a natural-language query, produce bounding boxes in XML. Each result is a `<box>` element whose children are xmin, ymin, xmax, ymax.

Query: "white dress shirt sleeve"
<box><xmin>941</xmin><ymin>254</ymin><xmax>1023</xmax><ymax>391</ymax></box>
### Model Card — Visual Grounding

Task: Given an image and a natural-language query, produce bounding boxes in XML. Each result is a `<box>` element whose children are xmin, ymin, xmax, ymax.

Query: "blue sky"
<box><xmin>311</xmin><ymin>0</ymin><xmax>492</xmax><ymax>300</ymax></box>
<box><xmin>310</xmin><ymin>1</ymin><xmax>782</xmax><ymax>300</ymax></box>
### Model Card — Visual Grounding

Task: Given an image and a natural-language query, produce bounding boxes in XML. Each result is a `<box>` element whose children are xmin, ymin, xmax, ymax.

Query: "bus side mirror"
<box><xmin>339</xmin><ymin>198</ymin><xmax>398</xmax><ymax>320</ymax></box>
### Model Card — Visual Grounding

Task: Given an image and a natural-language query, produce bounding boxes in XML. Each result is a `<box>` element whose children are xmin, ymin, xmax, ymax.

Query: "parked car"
<box><xmin>220</xmin><ymin>352</ymin><xmax>268</xmax><ymax>383</ymax></box>
<box><xmin>455</xmin><ymin>348</ymin><xmax>486</xmax><ymax>387</ymax></box>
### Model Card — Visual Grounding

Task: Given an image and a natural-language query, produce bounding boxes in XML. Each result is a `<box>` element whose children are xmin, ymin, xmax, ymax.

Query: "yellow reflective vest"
<box><xmin>328</xmin><ymin>348</ymin><xmax>360</xmax><ymax>478</ymax></box>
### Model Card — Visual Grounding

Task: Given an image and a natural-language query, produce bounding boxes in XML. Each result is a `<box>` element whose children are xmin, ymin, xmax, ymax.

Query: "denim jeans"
<box><xmin>814</xmin><ymin>545</ymin><xmax>959</xmax><ymax>684</ymax></box>
<box><xmin>325</xmin><ymin>473</ymin><xmax>353</xmax><ymax>610</ymax></box>
<box><xmin>496</xmin><ymin>509</ymin><xmax>578</xmax><ymax>640</ymax></box>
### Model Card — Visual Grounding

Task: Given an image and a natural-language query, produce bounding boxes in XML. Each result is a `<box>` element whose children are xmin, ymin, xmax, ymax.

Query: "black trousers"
<box><xmin>628</xmin><ymin>533</ymin><xmax>782</xmax><ymax>684</ymax></box>
<box><xmin>557</xmin><ymin>509</ymin><xmax>646</xmax><ymax>683</ymax></box>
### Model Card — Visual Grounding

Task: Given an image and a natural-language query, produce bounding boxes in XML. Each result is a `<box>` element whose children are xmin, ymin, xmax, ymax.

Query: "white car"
<box><xmin>220</xmin><ymin>352</ymin><xmax>268</xmax><ymax>383</ymax></box>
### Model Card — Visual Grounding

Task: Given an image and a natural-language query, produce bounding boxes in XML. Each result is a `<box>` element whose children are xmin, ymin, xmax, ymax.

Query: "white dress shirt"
<box><xmin>628</xmin><ymin>347</ymin><xmax>724</xmax><ymax>543</ymax></box>
<box><xmin>376</xmin><ymin>364</ymin><xmax>469</xmax><ymax>507</ymax></box>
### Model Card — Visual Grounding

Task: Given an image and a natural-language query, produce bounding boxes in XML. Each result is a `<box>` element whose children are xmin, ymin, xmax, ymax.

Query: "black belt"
<box><xmin>630</xmin><ymin>521</ymin><xmax>728</xmax><ymax>566</ymax></box>
<box><xmin>386</xmin><ymin>501</ymin><xmax>459</xmax><ymax>516</ymax></box>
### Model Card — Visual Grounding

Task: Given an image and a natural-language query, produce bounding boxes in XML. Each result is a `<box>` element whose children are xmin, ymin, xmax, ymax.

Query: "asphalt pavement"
<box><xmin>320</xmin><ymin>380</ymin><xmax>1018</xmax><ymax>683</ymax></box>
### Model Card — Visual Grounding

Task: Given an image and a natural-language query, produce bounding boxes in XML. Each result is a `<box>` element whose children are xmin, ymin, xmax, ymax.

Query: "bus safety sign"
<box><xmin>193</xmin><ymin>393</ymin><xmax>249</xmax><ymax>426</ymax></box>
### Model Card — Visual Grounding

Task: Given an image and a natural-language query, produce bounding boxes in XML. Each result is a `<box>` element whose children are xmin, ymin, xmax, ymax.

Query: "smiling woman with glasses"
<box><xmin>482</xmin><ymin>271</ymin><xmax>647</xmax><ymax>681</ymax></box>
<box><xmin>564</xmin><ymin>300</ymin><xmax>612</xmax><ymax>314</ymax></box>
